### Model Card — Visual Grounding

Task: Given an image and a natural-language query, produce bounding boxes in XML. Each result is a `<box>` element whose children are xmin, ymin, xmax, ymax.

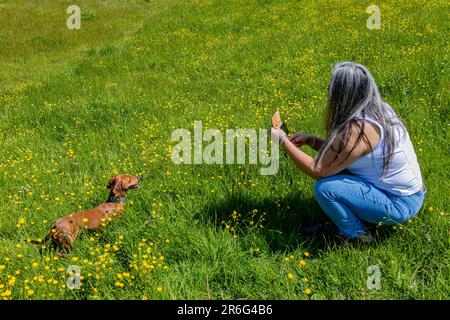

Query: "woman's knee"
<box><xmin>314</xmin><ymin>174</ymin><xmax>355</xmax><ymax>200</ymax></box>
<box><xmin>314</xmin><ymin>176</ymin><xmax>337</xmax><ymax>201</ymax></box>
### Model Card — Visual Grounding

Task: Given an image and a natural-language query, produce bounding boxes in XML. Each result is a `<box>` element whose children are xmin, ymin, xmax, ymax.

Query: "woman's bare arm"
<box><xmin>277</xmin><ymin>122</ymin><xmax>380</xmax><ymax>179</ymax></box>
<box><xmin>289</xmin><ymin>133</ymin><xmax>326</xmax><ymax>151</ymax></box>
<box><xmin>307</xmin><ymin>136</ymin><xmax>326</xmax><ymax>151</ymax></box>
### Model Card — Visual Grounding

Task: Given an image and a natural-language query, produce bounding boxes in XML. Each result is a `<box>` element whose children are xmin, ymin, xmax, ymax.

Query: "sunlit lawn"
<box><xmin>0</xmin><ymin>0</ymin><xmax>448</xmax><ymax>299</ymax></box>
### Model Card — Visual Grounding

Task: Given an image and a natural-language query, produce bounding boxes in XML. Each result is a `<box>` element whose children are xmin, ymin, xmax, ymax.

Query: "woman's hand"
<box><xmin>289</xmin><ymin>133</ymin><xmax>310</xmax><ymax>147</ymax></box>
<box><xmin>270</xmin><ymin>127</ymin><xmax>288</xmax><ymax>145</ymax></box>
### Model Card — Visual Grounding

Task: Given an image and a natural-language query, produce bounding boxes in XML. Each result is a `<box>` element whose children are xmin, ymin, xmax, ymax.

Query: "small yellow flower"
<box><xmin>72</xmin><ymin>257</ymin><xmax>78</xmax><ymax>262</ymax></box>
<box><xmin>156</xmin><ymin>287</ymin><xmax>163</xmax><ymax>293</ymax></box>
<box><xmin>31</xmin><ymin>262</ymin><xmax>38</xmax><ymax>268</ymax></box>
<box><xmin>305</xmin><ymin>288</ymin><xmax>312</xmax><ymax>295</ymax></box>
<box><xmin>287</xmin><ymin>273</ymin><xmax>295</xmax><ymax>280</ymax></box>
<box><xmin>428</xmin><ymin>207</ymin><xmax>433</xmax><ymax>212</ymax></box>
<box><xmin>299</xmin><ymin>260</ymin><xmax>306</xmax><ymax>266</ymax></box>
<box><xmin>115</xmin><ymin>281</ymin><xmax>124</xmax><ymax>288</ymax></box>
<box><xmin>1</xmin><ymin>290</ymin><xmax>12</xmax><ymax>298</ymax></box>
<box><xmin>0</xmin><ymin>265</ymin><xmax>6</xmax><ymax>271</ymax></box>
<box><xmin>8</xmin><ymin>277</ymin><xmax>16</xmax><ymax>286</ymax></box>
<box><xmin>304</xmin><ymin>252</ymin><xmax>310</xmax><ymax>257</ymax></box>
<box><xmin>67</xmin><ymin>149</ymin><xmax>75</xmax><ymax>157</ymax></box>
<box><xmin>27</xmin><ymin>289</ymin><xmax>35</xmax><ymax>295</ymax></box>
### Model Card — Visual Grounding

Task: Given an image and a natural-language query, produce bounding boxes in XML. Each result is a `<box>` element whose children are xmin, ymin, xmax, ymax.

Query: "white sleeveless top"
<box><xmin>346</xmin><ymin>115</ymin><xmax>423</xmax><ymax>196</ymax></box>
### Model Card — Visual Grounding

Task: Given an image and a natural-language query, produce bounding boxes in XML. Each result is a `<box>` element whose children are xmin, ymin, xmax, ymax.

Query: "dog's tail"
<box><xmin>30</xmin><ymin>227</ymin><xmax>54</xmax><ymax>245</ymax></box>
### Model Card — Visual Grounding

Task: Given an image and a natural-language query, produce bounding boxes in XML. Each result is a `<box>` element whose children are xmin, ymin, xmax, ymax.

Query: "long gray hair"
<box><xmin>315</xmin><ymin>61</ymin><xmax>405</xmax><ymax>175</ymax></box>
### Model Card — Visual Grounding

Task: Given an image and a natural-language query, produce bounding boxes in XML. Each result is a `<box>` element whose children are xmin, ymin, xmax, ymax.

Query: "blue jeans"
<box><xmin>314</xmin><ymin>174</ymin><xmax>426</xmax><ymax>238</ymax></box>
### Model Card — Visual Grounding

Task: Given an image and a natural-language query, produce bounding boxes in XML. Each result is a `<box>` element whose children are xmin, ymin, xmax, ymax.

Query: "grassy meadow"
<box><xmin>0</xmin><ymin>0</ymin><xmax>448</xmax><ymax>300</ymax></box>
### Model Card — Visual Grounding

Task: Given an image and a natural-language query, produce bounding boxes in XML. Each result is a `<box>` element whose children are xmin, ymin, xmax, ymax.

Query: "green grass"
<box><xmin>0</xmin><ymin>0</ymin><xmax>448</xmax><ymax>300</ymax></box>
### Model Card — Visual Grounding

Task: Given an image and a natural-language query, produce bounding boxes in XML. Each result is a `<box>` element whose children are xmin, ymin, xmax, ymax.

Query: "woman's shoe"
<box><xmin>299</xmin><ymin>222</ymin><xmax>333</xmax><ymax>238</ymax></box>
<box><xmin>355</xmin><ymin>233</ymin><xmax>374</xmax><ymax>244</ymax></box>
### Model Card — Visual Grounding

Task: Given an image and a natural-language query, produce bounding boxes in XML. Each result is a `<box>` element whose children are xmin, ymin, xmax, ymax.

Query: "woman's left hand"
<box><xmin>271</xmin><ymin>127</ymin><xmax>288</xmax><ymax>145</ymax></box>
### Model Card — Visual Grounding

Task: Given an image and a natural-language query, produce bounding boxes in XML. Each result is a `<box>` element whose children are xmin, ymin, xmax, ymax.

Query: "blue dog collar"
<box><xmin>108</xmin><ymin>195</ymin><xmax>126</xmax><ymax>203</ymax></box>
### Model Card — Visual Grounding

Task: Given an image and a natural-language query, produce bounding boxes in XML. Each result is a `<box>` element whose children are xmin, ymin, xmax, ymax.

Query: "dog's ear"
<box><xmin>107</xmin><ymin>176</ymin><xmax>116</xmax><ymax>189</ymax></box>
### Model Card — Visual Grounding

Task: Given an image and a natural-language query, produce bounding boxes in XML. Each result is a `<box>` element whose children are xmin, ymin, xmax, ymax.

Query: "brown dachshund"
<box><xmin>32</xmin><ymin>174</ymin><xmax>141</xmax><ymax>256</ymax></box>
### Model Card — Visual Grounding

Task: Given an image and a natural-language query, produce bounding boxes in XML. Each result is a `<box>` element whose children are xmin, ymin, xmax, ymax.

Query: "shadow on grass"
<box><xmin>197</xmin><ymin>190</ymin><xmax>327</xmax><ymax>252</ymax></box>
<box><xmin>198</xmin><ymin>190</ymin><xmax>398</xmax><ymax>253</ymax></box>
